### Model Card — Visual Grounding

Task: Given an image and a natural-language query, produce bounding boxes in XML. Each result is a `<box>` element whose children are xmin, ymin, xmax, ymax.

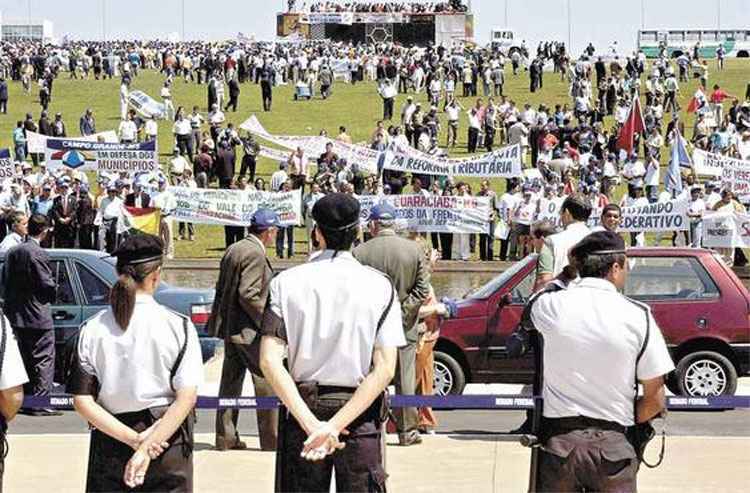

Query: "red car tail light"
<box><xmin>191</xmin><ymin>304</ymin><xmax>211</xmax><ymax>325</ymax></box>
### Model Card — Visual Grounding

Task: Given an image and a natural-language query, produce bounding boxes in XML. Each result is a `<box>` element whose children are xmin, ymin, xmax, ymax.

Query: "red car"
<box><xmin>435</xmin><ymin>248</ymin><xmax>750</xmax><ymax>398</ymax></box>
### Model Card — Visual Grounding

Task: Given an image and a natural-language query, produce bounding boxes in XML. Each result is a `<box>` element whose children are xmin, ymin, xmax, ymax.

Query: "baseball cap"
<box><xmin>250</xmin><ymin>208</ymin><xmax>281</xmax><ymax>231</ymax></box>
<box><xmin>368</xmin><ymin>202</ymin><xmax>397</xmax><ymax>222</ymax></box>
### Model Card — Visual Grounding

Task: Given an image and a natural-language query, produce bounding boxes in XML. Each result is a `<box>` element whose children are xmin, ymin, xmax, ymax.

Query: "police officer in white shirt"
<box><xmin>0</xmin><ymin>310</ymin><xmax>29</xmax><ymax>491</ymax></box>
<box><xmin>524</xmin><ymin>231</ymin><xmax>674</xmax><ymax>491</ymax></box>
<box><xmin>534</xmin><ymin>194</ymin><xmax>592</xmax><ymax>292</ymax></box>
<box><xmin>67</xmin><ymin>234</ymin><xmax>203</xmax><ymax>492</ymax></box>
<box><xmin>260</xmin><ymin>193</ymin><xmax>405</xmax><ymax>492</ymax></box>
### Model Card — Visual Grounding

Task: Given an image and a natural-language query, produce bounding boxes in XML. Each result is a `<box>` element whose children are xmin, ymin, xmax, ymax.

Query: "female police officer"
<box><xmin>67</xmin><ymin>234</ymin><xmax>203</xmax><ymax>492</ymax></box>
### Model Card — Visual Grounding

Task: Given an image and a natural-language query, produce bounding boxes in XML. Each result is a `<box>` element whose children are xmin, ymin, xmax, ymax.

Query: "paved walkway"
<box><xmin>5</xmin><ymin>433</ymin><xmax>748</xmax><ymax>492</ymax></box>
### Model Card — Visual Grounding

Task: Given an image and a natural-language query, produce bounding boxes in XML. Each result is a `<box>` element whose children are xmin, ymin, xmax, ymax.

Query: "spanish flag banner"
<box><xmin>122</xmin><ymin>207</ymin><xmax>161</xmax><ymax>236</ymax></box>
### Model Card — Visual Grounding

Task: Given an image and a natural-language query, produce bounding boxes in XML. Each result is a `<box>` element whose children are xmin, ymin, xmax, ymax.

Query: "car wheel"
<box><xmin>675</xmin><ymin>351</ymin><xmax>737</xmax><ymax>397</ymax></box>
<box><xmin>433</xmin><ymin>351</ymin><xmax>466</xmax><ymax>396</ymax></box>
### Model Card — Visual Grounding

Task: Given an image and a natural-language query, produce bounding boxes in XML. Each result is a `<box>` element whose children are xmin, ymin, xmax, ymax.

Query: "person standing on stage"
<box><xmin>68</xmin><ymin>234</ymin><xmax>203</xmax><ymax>492</ymax></box>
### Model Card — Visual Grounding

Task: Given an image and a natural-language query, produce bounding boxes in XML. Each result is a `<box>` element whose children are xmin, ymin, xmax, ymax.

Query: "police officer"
<box><xmin>67</xmin><ymin>234</ymin><xmax>204</xmax><ymax>492</ymax></box>
<box><xmin>259</xmin><ymin>193</ymin><xmax>405</xmax><ymax>492</ymax></box>
<box><xmin>209</xmin><ymin>208</ymin><xmax>280</xmax><ymax>452</ymax></box>
<box><xmin>533</xmin><ymin>194</ymin><xmax>592</xmax><ymax>292</ymax></box>
<box><xmin>524</xmin><ymin>231</ymin><xmax>674</xmax><ymax>492</ymax></box>
<box><xmin>0</xmin><ymin>310</ymin><xmax>29</xmax><ymax>491</ymax></box>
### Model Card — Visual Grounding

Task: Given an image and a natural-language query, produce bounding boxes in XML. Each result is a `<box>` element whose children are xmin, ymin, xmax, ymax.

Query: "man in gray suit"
<box><xmin>353</xmin><ymin>203</ymin><xmax>430</xmax><ymax>445</ymax></box>
<box><xmin>208</xmin><ymin>209</ymin><xmax>280</xmax><ymax>451</ymax></box>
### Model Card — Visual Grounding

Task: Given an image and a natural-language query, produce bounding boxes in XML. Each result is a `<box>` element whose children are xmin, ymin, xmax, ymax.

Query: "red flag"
<box><xmin>686</xmin><ymin>89</ymin><xmax>706</xmax><ymax>113</ymax></box>
<box><xmin>616</xmin><ymin>96</ymin><xmax>646</xmax><ymax>154</ymax></box>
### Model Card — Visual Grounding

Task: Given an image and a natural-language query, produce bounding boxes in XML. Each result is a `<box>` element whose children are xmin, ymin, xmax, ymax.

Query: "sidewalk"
<box><xmin>5</xmin><ymin>433</ymin><xmax>748</xmax><ymax>492</ymax></box>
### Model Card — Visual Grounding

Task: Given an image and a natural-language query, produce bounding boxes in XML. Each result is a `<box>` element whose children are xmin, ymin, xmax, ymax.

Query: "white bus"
<box><xmin>638</xmin><ymin>29</ymin><xmax>750</xmax><ymax>59</ymax></box>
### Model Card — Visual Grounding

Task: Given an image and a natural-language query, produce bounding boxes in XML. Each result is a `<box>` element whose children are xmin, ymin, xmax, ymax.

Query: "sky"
<box><xmin>0</xmin><ymin>0</ymin><xmax>748</xmax><ymax>53</ymax></box>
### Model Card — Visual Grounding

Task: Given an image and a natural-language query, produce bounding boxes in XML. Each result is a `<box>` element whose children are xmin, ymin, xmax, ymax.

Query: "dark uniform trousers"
<box><xmin>216</xmin><ymin>340</ymin><xmax>278</xmax><ymax>450</ymax></box>
<box><xmin>13</xmin><ymin>328</ymin><xmax>54</xmax><ymax>398</ymax></box>
<box><xmin>86</xmin><ymin>407</ymin><xmax>193</xmax><ymax>493</ymax></box>
<box><xmin>536</xmin><ymin>418</ymin><xmax>638</xmax><ymax>493</ymax></box>
<box><xmin>275</xmin><ymin>385</ymin><xmax>387</xmax><ymax>493</ymax></box>
<box><xmin>0</xmin><ymin>421</ymin><xmax>6</xmax><ymax>493</ymax></box>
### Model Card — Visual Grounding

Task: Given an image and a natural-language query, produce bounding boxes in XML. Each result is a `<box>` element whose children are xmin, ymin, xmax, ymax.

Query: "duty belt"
<box><xmin>542</xmin><ymin>416</ymin><xmax>628</xmax><ymax>440</ymax></box>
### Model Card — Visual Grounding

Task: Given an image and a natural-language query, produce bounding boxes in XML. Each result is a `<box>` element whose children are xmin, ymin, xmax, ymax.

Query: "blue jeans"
<box><xmin>14</xmin><ymin>144</ymin><xmax>26</xmax><ymax>163</ymax></box>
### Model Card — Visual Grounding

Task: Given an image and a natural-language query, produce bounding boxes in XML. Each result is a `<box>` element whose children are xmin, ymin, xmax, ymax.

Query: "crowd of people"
<box><xmin>0</xmin><ymin>22</ymin><xmax>747</xmax><ymax>492</ymax></box>
<box><xmin>1</xmin><ymin>34</ymin><xmax>749</xmax><ymax>268</ymax></box>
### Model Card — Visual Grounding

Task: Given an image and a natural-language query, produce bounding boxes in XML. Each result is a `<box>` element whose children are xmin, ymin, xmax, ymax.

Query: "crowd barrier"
<box><xmin>23</xmin><ymin>394</ymin><xmax>750</xmax><ymax>411</ymax></box>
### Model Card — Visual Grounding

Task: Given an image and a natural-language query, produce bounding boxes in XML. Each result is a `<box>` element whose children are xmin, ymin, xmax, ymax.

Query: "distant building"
<box><xmin>0</xmin><ymin>16</ymin><xmax>54</xmax><ymax>43</ymax></box>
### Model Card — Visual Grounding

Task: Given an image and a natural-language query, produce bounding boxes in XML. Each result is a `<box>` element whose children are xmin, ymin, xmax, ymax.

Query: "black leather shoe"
<box><xmin>28</xmin><ymin>408</ymin><xmax>63</xmax><ymax>417</ymax></box>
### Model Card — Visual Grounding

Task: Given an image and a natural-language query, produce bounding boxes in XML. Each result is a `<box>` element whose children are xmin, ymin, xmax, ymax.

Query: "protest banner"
<box><xmin>128</xmin><ymin>90</ymin><xmax>167</xmax><ymax>119</ymax></box>
<box><xmin>382</xmin><ymin>144</ymin><xmax>523</xmax><ymax>178</ymax></box>
<box><xmin>243</xmin><ymin>116</ymin><xmax>523</xmax><ymax>179</ymax></box>
<box><xmin>0</xmin><ymin>149</ymin><xmax>16</xmax><ymax>179</ymax></box>
<box><xmin>300</xmin><ymin>12</ymin><xmax>354</xmax><ymax>25</ymax></box>
<box><xmin>701</xmin><ymin>211</ymin><xmax>750</xmax><ymax>249</ymax></box>
<box><xmin>718</xmin><ymin>156</ymin><xmax>750</xmax><ymax>200</ymax></box>
<box><xmin>27</xmin><ymin>130</ymin><xmax>119</xmax><ymax>154</ymax></box>
<box><xmin>536</xmin><ymin>197</ymin><xmax>566</xmax><ymax>230</ymax></box>
<box><xmin>168</xmin><ymin>187</ymin><xmax>302</xmax><ymax>227</ymax></box>
<box><xmin>587</xmin><ymin>197</ymin><xmax>689</xmax><ymax>232</ymax></box>
<box><xmin>45</xmin><ymin>137</ymin><xmax>159</xmax><ymax>174</ymax></box>
<box><xmin>357</xmin><ymin>194</ymin><xmax>491</xmax><ymax>234</ymax></box>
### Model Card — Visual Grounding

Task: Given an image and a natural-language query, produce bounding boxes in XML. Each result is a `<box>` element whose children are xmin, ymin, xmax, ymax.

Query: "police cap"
<box><xmin>313</xmin><ymin>193</ymin><xmax>360</xmax><ymax>231</ymax></box>
<box><xmin>570</xmin><ymin>231</ymin><xmax>626</xmax><ymax>260</ymax></box>
<box><xmin>112</xmin><ymin>233</ymin><xmax>164</xmax><ymax>266</ymax></box>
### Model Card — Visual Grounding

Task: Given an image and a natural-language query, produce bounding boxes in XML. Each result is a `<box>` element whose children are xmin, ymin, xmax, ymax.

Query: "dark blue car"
<box><xmin>0</xmin><ymin>249</ymin><xmax>220</xmax><ymax>380</ymax></box>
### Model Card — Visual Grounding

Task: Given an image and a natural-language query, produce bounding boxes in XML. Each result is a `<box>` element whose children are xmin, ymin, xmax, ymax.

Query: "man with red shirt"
<box><xmin>709</xmin><ymin>84</ymin><xmax>735</xmax><ymax>125</ymax></box>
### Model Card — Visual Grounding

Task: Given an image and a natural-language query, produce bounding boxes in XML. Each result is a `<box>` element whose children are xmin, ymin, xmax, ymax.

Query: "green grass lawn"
<box><xmin>1</xmin><ymin>59</ymin><xmax>748</xmax><ymax>258</ymax></box>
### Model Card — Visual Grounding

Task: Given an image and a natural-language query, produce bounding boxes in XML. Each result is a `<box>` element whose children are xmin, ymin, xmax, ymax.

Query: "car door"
<box><xmin>624</xmin><ymin>255</ymin><xmax>723</xmax><ymax>348</ymax></box>
<box><xmin>481</xmin><ymin>265</ymin><xmax>536</xmax><ymax>383</ymax></box>
<box><xmin>72</xmin><ymin>260</ymin><xmax>111</xmax><ymax>322</ymax></box>
<box><xmin>49</xmin><ymin>258</ymin><xmax>84</xmax><ymax>348</ymax></box>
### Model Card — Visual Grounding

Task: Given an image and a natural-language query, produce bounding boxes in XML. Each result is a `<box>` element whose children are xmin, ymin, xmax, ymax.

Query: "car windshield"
<box><xmin>466</xmin><ymin>254</ymin><xmax>537</xmax><ymax>300</ymax></box>
<box><xmin>103</xmin><ymin>255</ymin><xmax>171</xmax><ymax>289</ymax></box>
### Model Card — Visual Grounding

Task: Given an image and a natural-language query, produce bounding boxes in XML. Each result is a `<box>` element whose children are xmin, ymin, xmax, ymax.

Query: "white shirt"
<box><xmin>97</xmin><ymin>195</ymin><xmax>124</xmax><ymax>222</ymax></box>
<box><xmin>0</xmin><ymin>232</ymin><xmax>24</xmax><ymax>254</ymax></box>
<box><xmin>497</xmin><ymin>192</ymin><xmax>521</xmax><ymax>222</ymax></box>
<box><xmin>145</xmin><ymin>119</ymin><xmax>158</xmax><ymax>137</ymax></box>
<box><xmin>271</xmin><ymin>169</ymin><xmax>288</xmax><ymax>192</ymax></box>
<box><xmin>76</xmin><ymin>295</ymin><xmax>204</xmax><ymax>414</ymax></box>
<box><xmin>118</xmin><ymin>120</ymin><xmax>137</xmax><ymax>141</ymax></box>
<box><xmin>531</xmin><ymin>278</ymin><xmax>674</xmax><ymax>426</ymax></box>
<box><xmin>545</xmin><ymin>221</ymin><xmax>592</xmax><ymax>277</ymax></box>
<box><xmin>267</xmin><ymin>250</ymin><xmax>405</xmax><ymax>387</ymax></box>
<box><xmin>644</xmin><ymin>160</ymin><xmax>660</xmax><ymax>187</ymax></box>
<box><xmin>0</xmin><ymin>317</ymin><xmax>29</xmax><ymax>390</ymax></box>
<box><xmin>173</xmin><ymin>118</ymin><xmax>192</xmax><ymax>136</ymax></box>
<box><xmin>170</xmin><ymin>156</ymin><xmax>189</xmax><ymax>175</ymax></box>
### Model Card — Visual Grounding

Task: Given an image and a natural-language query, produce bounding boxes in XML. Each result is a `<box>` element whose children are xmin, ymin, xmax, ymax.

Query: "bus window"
<box><xmin>703</xmin><ymin>31</ymin><xmax>717</xmax><ymax>41</ymax></box>
<box><xmin>505</xmin><ymin>32</ymin><xmax>513</xmax><ymax>40</ymax></box>
<box><xmin>685</xmin><ymin>31</ymin><xmax>700</xmax><ymax>42</ymax></box>
<box><xmin>735</xmin><ymin>31</ymin><xmax>746</xmax><ymax>41</ymax></box>
<box><xmin>640</xmin><ymin>32</ymin><xmax>657</xmax><ymax>42</ymax></box>
<box><xmin>668</xmin><ymin>31</ymin><xmax>684</xmax><ymax>41</ymax></box>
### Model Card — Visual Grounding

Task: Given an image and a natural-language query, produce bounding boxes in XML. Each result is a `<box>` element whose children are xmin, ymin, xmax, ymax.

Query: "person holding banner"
<box><xmin>687</xmin><ymin>186</ymin><xmax>706</xmax><ymax>248</ymax></box>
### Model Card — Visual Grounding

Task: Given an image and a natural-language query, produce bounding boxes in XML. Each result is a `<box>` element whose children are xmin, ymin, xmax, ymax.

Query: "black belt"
<box><xmin>543</xmin><ymin>416</ymin><xmax>628</xmax><ymax>437</ymax></box>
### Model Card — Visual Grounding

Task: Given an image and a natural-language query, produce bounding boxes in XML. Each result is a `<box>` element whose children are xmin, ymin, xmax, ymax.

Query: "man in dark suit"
<box><xmin>1</xmin><ymin>214</ymin><xmax>59</xmax><ymax>416</ymax></box>
<box><xmin>124</xmin><ymin>182</ymin><xmax>151</xmax><ymax>208</ymax></box>
<box><xmin>225</xmin><ymin>77</ymin><xmax>240</xmax><ymax>112</ymax></box>
<box><xmin>208</xmin><ymin>209</ymin><xmax>280</xmax><ymax>451</ymax></box>
<box><xmin>353</xmin><ymin>203</ymin><xmax>430</xmax><ymax>446</ymax></box>
<box><xmin>48</xmin><ymin>179</ymin><xmax>77</xmax><ymax>248</ymax></box>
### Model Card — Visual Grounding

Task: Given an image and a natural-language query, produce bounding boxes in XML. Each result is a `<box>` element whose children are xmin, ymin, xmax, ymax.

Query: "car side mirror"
<box><xmin>499</xmin><ymin>293</ymin><xmax>512</xmax><ymax>308</ymax></box>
